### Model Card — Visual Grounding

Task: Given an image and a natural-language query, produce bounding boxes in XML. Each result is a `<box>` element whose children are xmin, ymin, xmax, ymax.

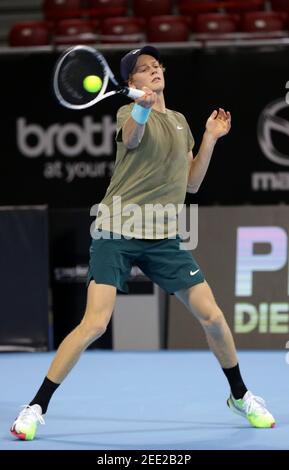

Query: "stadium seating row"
<box><xmin>9</xmin><ymin>11</ymin><xmax>289</xmax><ymax>47</ymax></box>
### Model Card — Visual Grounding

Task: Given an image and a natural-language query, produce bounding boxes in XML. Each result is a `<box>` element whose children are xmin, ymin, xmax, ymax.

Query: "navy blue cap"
<box><xmin>120</xmin><ymin>45</ymin><xmax>160</xmax><ymax>81</ymax></box>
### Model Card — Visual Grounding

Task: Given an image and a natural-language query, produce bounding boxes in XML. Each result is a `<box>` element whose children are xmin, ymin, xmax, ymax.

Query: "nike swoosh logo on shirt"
<box><xmin>177</xmin><ymin>126</ymin><xmax>183</xmax><ymax>130</ymax></box>
<box><xmin>190</xmin><ymin>269</ymin><xmax>200</xmax><ymax>276</ymax></box>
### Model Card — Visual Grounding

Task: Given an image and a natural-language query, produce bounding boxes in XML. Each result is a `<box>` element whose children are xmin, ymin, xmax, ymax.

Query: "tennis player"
<box><xmin>11</xmin><ymin>45</ymin><xmax>275</xmax><ymax>441</ymax></box>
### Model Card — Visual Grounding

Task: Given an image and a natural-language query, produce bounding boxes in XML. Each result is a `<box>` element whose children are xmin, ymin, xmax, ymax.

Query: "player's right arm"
<box><xmin>122</xmin><ymin>87</ymin><xmax>157</xmax><ymax>150</ymax></box>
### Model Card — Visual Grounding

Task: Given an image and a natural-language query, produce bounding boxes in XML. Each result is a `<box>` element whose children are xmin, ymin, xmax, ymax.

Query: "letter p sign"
<box><xmin>235</xmin><ymin>227</ymin><xmax>287</xmax><ymax>296</ymax></box>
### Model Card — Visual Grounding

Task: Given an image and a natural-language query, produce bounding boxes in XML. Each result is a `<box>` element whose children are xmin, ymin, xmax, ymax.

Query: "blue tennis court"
<box><xmin>1</xmin><ymin>350</ymin><xmax>288</xmax><ymax>450</ymax></box>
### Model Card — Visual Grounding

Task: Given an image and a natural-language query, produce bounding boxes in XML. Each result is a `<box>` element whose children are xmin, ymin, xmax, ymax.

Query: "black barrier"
<box><xmin>0</xmin><ymin>44</ymin><xmax>289</xmax><ymax>208</ymax></box>
<box><xmin>0</xmin><ymin>206</ymin><xmax>50</xmax><ymax>351</ymax></box>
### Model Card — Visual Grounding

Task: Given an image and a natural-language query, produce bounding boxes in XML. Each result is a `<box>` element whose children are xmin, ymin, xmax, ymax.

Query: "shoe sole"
<box><xmin>10</xmin><ymin>427</ymin><xmax>28</xmax><ymax>440</ymax></box>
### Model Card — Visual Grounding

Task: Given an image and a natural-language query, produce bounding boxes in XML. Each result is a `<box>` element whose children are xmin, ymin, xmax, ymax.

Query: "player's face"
<box><xmin>129</xmin><ymin>54</ymin><xmax>165</xmax><ymax>92</ymax></box>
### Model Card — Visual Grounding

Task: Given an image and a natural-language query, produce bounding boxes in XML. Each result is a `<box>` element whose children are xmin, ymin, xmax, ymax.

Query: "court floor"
<box><xmin>1</xmin><ymin>350</ymin><xmax>288</xmax><ymax>450</ymax></box>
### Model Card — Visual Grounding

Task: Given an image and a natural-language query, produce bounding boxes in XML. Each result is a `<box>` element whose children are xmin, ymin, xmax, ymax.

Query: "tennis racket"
<box><xmin>53</xmin><ymin>45</ymin><xmax>145</xmax><ymax>110</ymax></box>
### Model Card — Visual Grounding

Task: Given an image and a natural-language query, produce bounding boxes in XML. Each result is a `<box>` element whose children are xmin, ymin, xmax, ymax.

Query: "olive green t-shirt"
<box><xmin>95</xmin><ymin>103</ymin><xmax>194</xmax><ymax>239</ymax></box>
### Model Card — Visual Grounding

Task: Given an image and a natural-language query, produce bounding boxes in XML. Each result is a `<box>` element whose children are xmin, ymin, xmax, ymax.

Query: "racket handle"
<box><xmin>121</xmin><ymin>87</ymin><xmax>145</xmax><ymax>100</ymax></box>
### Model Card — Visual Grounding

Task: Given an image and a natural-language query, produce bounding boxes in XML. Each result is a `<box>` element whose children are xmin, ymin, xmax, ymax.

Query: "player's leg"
<box><xmin>175</xmin><ymin>282</ymin><xmax>275</xmax><ymax>428</ymax></box>
<box><xmin>175</xmin><ymin>281</ymin><xmax>237</xmax><ymax>369</ymax></box>
<box><xmin>10</xmin><ymin>281</ymin><xmax>116</xmax><ymax>440</ymax></box>
<box><xmin>11</xmin><ymin>230</ymin><xmax>137</xmax><ymax>440</ymax></box>
<box><xmin>46</xmin><ymin>281</ymin><xmax>116</xmax><ymax>384</ymax></box>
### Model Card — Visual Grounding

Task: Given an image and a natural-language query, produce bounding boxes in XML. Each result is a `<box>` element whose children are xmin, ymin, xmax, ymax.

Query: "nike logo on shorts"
<box><xmin>190</xmin><ymin>269</ymin><xmax>199</xmax><ymax>276</ymax></box>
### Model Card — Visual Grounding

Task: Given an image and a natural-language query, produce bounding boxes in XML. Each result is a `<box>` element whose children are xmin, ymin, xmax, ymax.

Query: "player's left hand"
<box><xmin>205</xmin><ymin>108</ymin><xmax>231</xmax><ymax>140</ymax></box>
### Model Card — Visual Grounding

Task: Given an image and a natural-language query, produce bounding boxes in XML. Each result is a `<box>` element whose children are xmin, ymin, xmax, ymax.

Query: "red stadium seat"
<box><xmin>54</xmin><ymin>19</ymin><xmax>97</xmax><ymax>44</ymax></box>
<box><xmin>192</xmin><ymin>13</ymin><xmax>239</xmax><ymax>33</ymax></box>
<box><xmin>147</xmin><ymin>16</ymin><xmax>189</xmax><ymax>42</ymax></box>
<box><xmin>43</xmin><ymin>0</ymin><xmax>84</xmax><ymax>21</ymax></box>
<box><xmin>271</xmin><ymin>0</ymin><xmax>289</xmax><ymax>13</ymax></box>
<box><xmin>87</xmin><ymin>0</ymin><xmax>128</xmax><ymax>19</ymax></box>
<box><xmin>132</xmin><ymin>0</ymin><xmax>172</xmax><ymax>19</ymax></box>
<box><xmin>241</xmin><ymin>11</ymin><xmax>287</xmax><ymax>34</ymax></box>
<box><xmin>100</xmin><ymin>17</ymin><xmax>145</xmax><ymax>43</ymax></box>
<box><xmin>9</xmin><ymin>21</ymin><xmax>50</xmax><ymax>47</ymax></box>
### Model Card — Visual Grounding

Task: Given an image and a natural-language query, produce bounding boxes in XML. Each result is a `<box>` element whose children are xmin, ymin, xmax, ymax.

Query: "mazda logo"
<box><xmin>257</xmin><ymin>98</ymin><xmax>289</xmax><ymax>166</ymax></box>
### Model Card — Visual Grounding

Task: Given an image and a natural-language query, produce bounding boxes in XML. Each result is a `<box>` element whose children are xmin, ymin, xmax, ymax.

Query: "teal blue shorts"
<box><xmin>87</xmin><ymin>232</ymin><xmax>205</xmax><ymax>294</ymax></box>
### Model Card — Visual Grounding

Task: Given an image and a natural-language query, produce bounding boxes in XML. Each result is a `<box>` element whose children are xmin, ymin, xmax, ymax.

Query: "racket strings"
<box><xmin>57</xmin><ymin>50</ymin><xmax>106</xmax><ymax>106</ymax></box>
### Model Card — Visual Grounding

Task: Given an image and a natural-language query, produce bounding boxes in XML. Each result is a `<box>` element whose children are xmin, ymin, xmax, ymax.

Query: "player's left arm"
<box><xmin>187</xmin><ymin>108</ymin><xmax>231</xmax><ymax>193</ymax></box>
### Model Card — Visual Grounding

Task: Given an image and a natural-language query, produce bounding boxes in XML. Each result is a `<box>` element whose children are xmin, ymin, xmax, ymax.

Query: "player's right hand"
<box><xmin>135</xmin><ymin>86</ymin><xmax>157</xmax><ymax>108</ymax></box>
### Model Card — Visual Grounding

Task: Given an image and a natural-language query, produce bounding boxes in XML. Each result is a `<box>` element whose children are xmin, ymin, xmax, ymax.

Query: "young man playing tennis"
<box><xmin>11</xmin><ymin>46</ymin><xmax>275</xmax><ymax>441</ymax></box>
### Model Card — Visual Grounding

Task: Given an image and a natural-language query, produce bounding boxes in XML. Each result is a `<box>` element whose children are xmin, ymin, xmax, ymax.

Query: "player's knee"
<box><xmin>199</xmin><ymin>302</ymin><xmax>224</xmax><ymax>329</ymax></box>
<box><xmin>79</xmin><ymin>313</ymin><xmax>109</xmax><ymax>341</ymax></box>
<box><xmin>202</xmin><ymin>312</ymin><xmax>223</xmax><ymax>330</ymax></box>
<box><xmin>91</xmin><ymin>321</ymin><xmax>107</xmax><ymax>339</ymax></box>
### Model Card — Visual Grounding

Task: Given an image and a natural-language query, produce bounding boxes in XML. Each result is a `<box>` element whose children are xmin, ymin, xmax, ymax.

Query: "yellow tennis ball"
<box><xmin>83</xmin><ymin>75</ymin><xmax>102</xmax><ymax>93</ymax></box>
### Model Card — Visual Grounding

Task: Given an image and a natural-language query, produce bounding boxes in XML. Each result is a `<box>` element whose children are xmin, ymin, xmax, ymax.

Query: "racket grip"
<box><xmin>125</xmin><ymin>88</ymin><xmax>145</xmax><ymax>100</ymax></box>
